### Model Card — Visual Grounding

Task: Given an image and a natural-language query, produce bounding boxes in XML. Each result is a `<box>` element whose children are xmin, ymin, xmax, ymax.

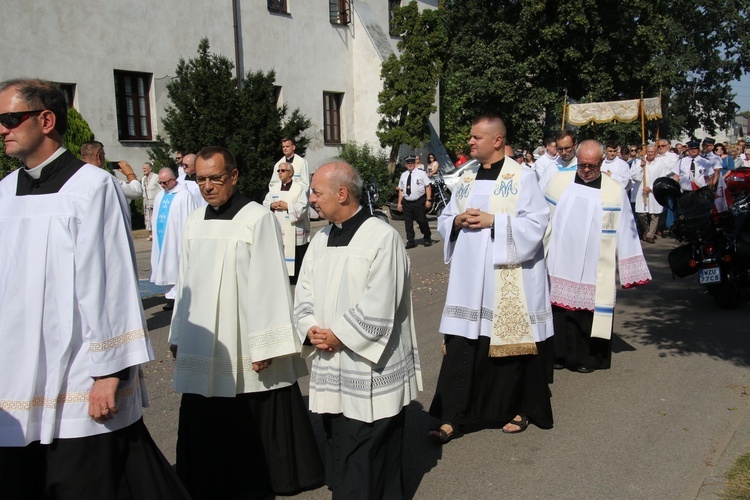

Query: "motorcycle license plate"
<box><xmin>699</xmin><ymin>267</ymin><xmax>721</xmax><ymax>284</ymax></box>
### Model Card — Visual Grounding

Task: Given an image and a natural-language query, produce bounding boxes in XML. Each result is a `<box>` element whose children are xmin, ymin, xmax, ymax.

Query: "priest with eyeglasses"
<box><xmin>168</xmin><ymin>147</ymin><xmax>323</xmax><ymax>499</ymax></box>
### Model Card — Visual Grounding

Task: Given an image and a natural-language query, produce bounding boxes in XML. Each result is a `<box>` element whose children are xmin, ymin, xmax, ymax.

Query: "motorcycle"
<box><xmin>654</xmin><ymin>177</ymin><xmax>750</xmax><ymax>309</ymax></box>
<box><xmin>361</xmin><ymin>177</ymin><xmax>390</xmax><ymax>224</ymax></box>
<box><xmin>428</xmin><ymin>173</ymin><xmax>451</xmax><ymax>217</ymax></box>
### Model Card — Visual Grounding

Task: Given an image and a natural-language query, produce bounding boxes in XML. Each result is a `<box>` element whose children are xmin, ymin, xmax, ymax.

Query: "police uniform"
<box><xmin>398</xmin><ymin>157</ymin><xmax>433</xmax><ymax>247</ymax></box>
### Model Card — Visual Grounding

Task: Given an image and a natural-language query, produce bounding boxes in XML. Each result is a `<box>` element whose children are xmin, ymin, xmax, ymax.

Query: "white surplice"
<box><xmin>601</xmin><ymin>157</ymin><xmax>632</xmax><ymax>190</ymax></box>
<box><xmin>632</xmin><ymin>157</ymin><xmax>669</xmax><ymax>214</ymax></box>
<box><xmin>294</xmin><ymin>218</ymin><xmax>422</xmax><ymax>423</ymax></box>
<box><xmin>150</xmin><ymin>181</ymin><xmax>199</xmax><ymax>287</ymax></box>
<box><xmin>545</xmin><ymin>173</ymin><xmax>651</xmax><ymax>312</ymax></box>
<box><xmin>0</xmin><ymin>165</ymin><xmax>152</xmax><ymax>446</ymax></box>
<box><xmin>262</xmin><ymin>181</ymin><xmax>310</xmax><ymax>275</ymax></box>
<box><xmin>438</xmin><ymin>166</ymin><xmax>553</xmax><ymax>343</ymax></box>
<box><xmin>268</xmin><ymin>154</ymin><xmax>310</xmax><ymax>193</ymax></box>
<box><xmin>169</xmin><ymin>204</ymin><xmax>307</xmax><ymax>397</ymax></box>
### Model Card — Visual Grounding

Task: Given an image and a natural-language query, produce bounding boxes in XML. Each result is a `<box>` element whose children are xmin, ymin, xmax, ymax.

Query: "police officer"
<box><xmin>397</xmin><ymin>155</ymin><xmax>434</xmax><ymax>248</ymax></box>
<box><xmin>671</xmin><ymin>140</ymin><xmax>715</xmax><ymax>191</ymax></box>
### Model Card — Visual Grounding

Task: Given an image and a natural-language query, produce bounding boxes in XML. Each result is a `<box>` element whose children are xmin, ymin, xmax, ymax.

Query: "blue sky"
<box><xmin>732</xmin><ymin>73</ymin><xmax>750</xmax><ymax>112</ymax></box>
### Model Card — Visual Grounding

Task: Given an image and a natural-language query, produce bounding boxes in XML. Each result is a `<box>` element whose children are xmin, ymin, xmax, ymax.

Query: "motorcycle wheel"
<box><xmin>708</xmin><ymin>268</ymin><xmax>742</xmax><ymax>309</ymax></box>
<box><xmin>433</xmin><ymin>200</ymin><xmax>446</xmax><ymax>217</ymax></box>
<box><xmin>374</xmin><ymin>211</ymin><xmax>390</xmax><ymax>225</ymax></box>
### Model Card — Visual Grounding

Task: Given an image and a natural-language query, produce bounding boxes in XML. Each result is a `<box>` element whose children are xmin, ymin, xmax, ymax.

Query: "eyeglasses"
<box><xmin>630</xmin><ymin>148</ymin><xmax>637</xmax><ymax>152</ymax></box>
<box><xmin>556</xmin><ymin>146</ymin><xmax>574</xmax><ymax>152</ymax></box>
<box><xmin>277</xmin><ymin>169</ymin><xmax>291</xmax><ymax>173</ymax></box>
<box><xmin>577</xmin><ymin>163</ymin><xmax>600</xmax><ymax>170</ymax></box>
<box><xmin>658</xmin><ymin>144</ymin><xmax>669</xmax><ymax>148</ymax></box>
<box><xmin>158</xmin><ymin>178</ymin><xmax>176</xmax><ymax>186</ymax></box>
<box><xmin>196</xmin><ymin>173</ymin><xmax>230</xmax><ymax>186</ymax></box>
<box><xmin>0</xmin><ymin>110</ymin><xmax>44</xmax><ymax>129</ymax></box>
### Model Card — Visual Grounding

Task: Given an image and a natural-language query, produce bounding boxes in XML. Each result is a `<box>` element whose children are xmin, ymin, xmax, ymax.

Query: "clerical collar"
<box><xmin>285</xmin><ymin>156</ymin><xmax>295</xmax><ymax>163</ymax></box>
<box><xmin>575</xmin><ymin>173</ymin><xmax>602</xmax><ymax>188</ymax></box>
<box><xmin>185</xmin><ymin>173</ymin><xmax>196</xmax><ymax>181</ymax></box>
<box><xmin>24</xmin><ymin>146</ymin><xmax>66</xmax><ymax>180</ymax></box>
<box><xmin>328</xmin><ymin>206</ymin><xmax>369</xmax><ymax>247</ymax></box>
<box><xmin>476</xmin><ymin>157</ymin><xmax>505</xmax><ymax>181</ymax></box>
<box><xmin>16</xmin><ymin>148</ymin><xmax>85</xmax><ymax>196</ymax></box>
<box><xmin>281</xmin><ymin>181</ymin><xmax>292</xmax><ymax>191</ymax></box>
<box><xmin>204</xmin><ymin>190</ymin><xmax>251</xmax><ymax>220</ymax></box>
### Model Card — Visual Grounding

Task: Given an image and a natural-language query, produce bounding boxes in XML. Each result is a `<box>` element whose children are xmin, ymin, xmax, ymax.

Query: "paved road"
<box><xmin>135</xmin><ymin>215</ymin><xmax>749</xmax><ymax>499</ymax></box>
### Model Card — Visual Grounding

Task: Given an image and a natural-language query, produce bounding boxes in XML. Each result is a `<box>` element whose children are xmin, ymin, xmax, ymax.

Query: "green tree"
<box><xmin>338</xmin><ymin>141</ymin><xmax>394</xmax><ymax>205</ymax></box>
<box><xmin>1</xmin><ymin>107</ymin><xmax>94</xmax><ymax>180</ymax></box>
<box><xmin>63</xmin><ymin>107</ymin><xmax>95</xmax><ymax>159</ymax></box>
<box><xmin>377</xmin><ymin>1</ymin><xmax>447</xmax><ymax>168</ymax></box>
<box><xmin>154</xmin><ymin>38</ymin><xmax>311</xmax><ymax>201</ymax></box>
<box><xmin>440</xmin><ymin>0</ymin><xmax>750</xmax><ymax>148</ymax></box>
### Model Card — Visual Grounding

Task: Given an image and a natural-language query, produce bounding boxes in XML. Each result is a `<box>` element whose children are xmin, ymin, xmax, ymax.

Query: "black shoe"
<box><xmin>405</xmin><ymin>242</ymin><xmax>416</xmax><ymax>249</ymax></box>
<box><xmin>553</xmin><ymin>362</ymin><xmax>565</xmax><ymax>370</ymax></box>
<box><xmin>163</xmin><ymin>300</ymin><xmax>175</xmax><ymax>311</ymax></box>
<box><xmin>576</xmin><ymin>365</ymin><xmax>595</xmax><ymax>374</ymax></box>
<box><xmin>424</xmin><ymin>239</ymin><xmax>433</xmax><ymax>247</ymax></box>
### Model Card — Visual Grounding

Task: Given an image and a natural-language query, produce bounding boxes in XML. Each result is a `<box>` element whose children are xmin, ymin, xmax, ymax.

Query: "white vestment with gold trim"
<box><xmin>438</xmin><ymin>160</ymin><xmax>554</xmax><ymax>345</ymax></box>
<box><xmin>0</xmin><ymin>165</ymin><xmax>152</xmax><ymax>446</ymax></box>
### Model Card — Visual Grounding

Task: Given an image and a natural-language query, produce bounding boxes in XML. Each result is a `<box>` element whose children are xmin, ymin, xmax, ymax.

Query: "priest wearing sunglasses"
<box><xmin>0</xmin><ymin>79</ymin><xmax>188</xmax><ymax>498</ymax></box>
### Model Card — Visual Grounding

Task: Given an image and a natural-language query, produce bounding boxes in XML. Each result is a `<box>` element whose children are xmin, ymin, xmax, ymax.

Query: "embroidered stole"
<box><xmin>455</xmin><ymin>160</ymin><xmax>537</xmax><ymax>357</ymax></box>
<box><xmin>156</xmin><ymin>191</ymin><xmax>176</xmax><ymax>255</ymax></box>
<box><xmin>269</xmin><ymin>184</ymin><xmax>302</xmax><ymax>275</ymax></box>
<box><xmin>546</xmin><ymin>172</ymin><xmax>621</xmax><ymax>339</ymax></box>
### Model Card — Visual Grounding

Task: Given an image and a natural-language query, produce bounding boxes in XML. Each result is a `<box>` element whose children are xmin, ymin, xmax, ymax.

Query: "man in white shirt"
<box><xmin>601</xmin><ymin>141</ymin><xmax>632</xmax><ymax>189</ymax></box>
<box><xmin>534</xmin><ymin>135</ymin><xmax>559</xmax><ymax>183</ymax></box>
<box><xmin>539</xmin><ymin>129</ymin><xmax>578</xmax><ymax>191</ymax></box>
<box><xmin>80</xmin><ymin>140</ymin><xmax>143</xmax><ymax>200</ymax></box>
<box><xmin>397</xmin><ymin>155</ymin><xmax>434</xmax><ymax>248</ymax></box>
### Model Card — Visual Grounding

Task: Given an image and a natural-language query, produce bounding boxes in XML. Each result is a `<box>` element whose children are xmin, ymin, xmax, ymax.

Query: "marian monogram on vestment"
<box><xmin>494</xmin><ymin>178</ymin><xmax>518</xmax><ymax>197</ymax></box>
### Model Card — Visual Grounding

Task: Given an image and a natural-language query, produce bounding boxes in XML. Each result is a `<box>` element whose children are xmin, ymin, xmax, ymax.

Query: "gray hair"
<box><xmin>322</xmin><ymin>159</ymin><xmax>363</xmax><ymax>202</ymax></box>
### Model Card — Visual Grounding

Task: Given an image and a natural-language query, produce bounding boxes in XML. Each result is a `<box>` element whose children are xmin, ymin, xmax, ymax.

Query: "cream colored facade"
<box><xmin>1</xmin><ymin>0</ymin><xmax>437</xmax><ymax>177</ymax></box>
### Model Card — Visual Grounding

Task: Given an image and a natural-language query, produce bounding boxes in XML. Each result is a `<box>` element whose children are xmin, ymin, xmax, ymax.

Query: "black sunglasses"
<box><xmin>0</xmin><ymin>110</ymin><xmax>45</xmax><ymax>129</ymax></box>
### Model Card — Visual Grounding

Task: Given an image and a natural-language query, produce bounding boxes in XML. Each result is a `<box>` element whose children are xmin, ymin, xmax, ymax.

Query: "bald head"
<box><xmin>469</xmin><ymin>114</ymin><xmax>507</xmax><ymax>166</ymax></box>
<box><xmin>309</xmin><ymin>160</ymin><xmax>363</xmax><ymax>224</ymax></box>
<box><xmin>182</xmin><ymin>153</ymin><xmax>196</xmax><ymax>175</ymax></box>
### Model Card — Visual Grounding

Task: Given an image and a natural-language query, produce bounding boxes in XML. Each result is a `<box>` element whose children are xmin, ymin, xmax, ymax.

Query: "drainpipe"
<box><xmin>232</xmin><ymin>0</ymin><xmax>243</xmax><ymax>89</ymax></box>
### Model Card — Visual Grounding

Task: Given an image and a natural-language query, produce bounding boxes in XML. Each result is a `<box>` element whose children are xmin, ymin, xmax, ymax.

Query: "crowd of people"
<box><xmin>4</xmin><ymin>78</ymin><xmax>744</xmax><ymax>499</ymax></box>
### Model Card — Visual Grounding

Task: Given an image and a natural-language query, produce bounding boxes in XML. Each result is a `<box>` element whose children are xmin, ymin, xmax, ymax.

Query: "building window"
<box><xmin>389</xmin><ymin>0</ymin><xmax>401</xmax><ymax>36</ymax></box>
<box><xmin>114</xmin><ymin>71</ymin><xmax>152</xmax><ymax>141</ymax></box>
<box><xmin>51</xmin><ymin>82</ymin><xmax>76</xmax><ymax>108</ymax></box>
<box><xmin>267</xmin><ymin>0</ymin><xmax>287</xmax><ymax>14</ymax></box>
<box><xmin>323</xmin><ymin>92</ymin><xmax>343</xmax><ymax>144</ymax></box>
<box><xmin>330</xmin><ymin>0</ymin><xmax>351</xmax><ymax>25</ymax></box>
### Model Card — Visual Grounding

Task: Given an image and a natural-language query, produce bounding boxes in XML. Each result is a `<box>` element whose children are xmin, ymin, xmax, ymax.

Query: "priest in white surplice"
<box><xmin>268</xmin><ymin>136</ymin><xmax>310</xmax><ymax>193</ymax></box>
<box><xmin>538</xmin><ymin>129</ymin><xmax>579</xmax><ymax>191</ymax></box>
<box><xmin>168</xmin><ymin>147</ymin><xmax>322</xmax><ymax>499</ymax></box>
<box><xmin>0</xmin><ymin>79</ymin><xmax>187</xmax><ymax>498</ymax></box>
<box><xmin>263</xmin><ymin>162</ymin><xmax>310</xmax><ymax>283</ymax></box>
<box><xmin>428</xmin><ymin>115</ymin><xmax>554</xmax><ymax>443</ymax></box>
<box><xmin>545</xmin><ymin>140</ymin><xmax>651</xmax><ymax>373</ymax></box>
<box><xmin>294</xmin><ymin>161</ymin><xmax>422</xmax><ymax>499</ymax></box>
<box><xmin>150</xmin><ymin>167</ymin><xmax>199</xmax><ymax>310</ymax></box>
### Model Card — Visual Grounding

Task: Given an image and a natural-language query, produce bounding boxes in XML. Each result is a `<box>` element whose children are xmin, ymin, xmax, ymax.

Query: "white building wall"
<box><xmin>1</xmin><ymin>0</ymin><xmax>436</xmax><ymax>178</ymax></box>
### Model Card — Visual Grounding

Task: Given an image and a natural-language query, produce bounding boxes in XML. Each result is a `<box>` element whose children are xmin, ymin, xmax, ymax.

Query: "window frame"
<box><xmin>113</xmin><ymin>70</ymin><xmax>153</xmax><ymax>141</ymax></box>
<box><xmin>329</xmin><ymin>0</ymin><xmax>351</xmax><ymax>25</ymax></box>
<box><xmin>323</xmin><ymin>92</ymin><xmax>343</xmax><ymax>145</ymax></box>
<box><xmin>267</xmin><ymin>0</ymin><xmax>288</xmax><ymax>14</ymax></box>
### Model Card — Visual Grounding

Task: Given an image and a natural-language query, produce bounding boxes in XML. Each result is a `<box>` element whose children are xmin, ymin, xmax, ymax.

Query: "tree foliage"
<box><xmin>1</xmin><ymin>107</ymin><xmax>94</xmax><ymax>180</ymax></box>
<box><xmin>154</xmin><ymin>38</ymin><xmax>311</xmax><ymax>201</ymax></box>
<box><xmin>338</xmin><ymin>141</ymin><xmax>395</xmax><ymax>204</ymax></box>
<box><xmin>377</xmin><ymin>1</ymin><xmax>448</xmax><ymax>164</ymax></box>
<box><xmin>440</xmin><ymin>0</ymin><xmax>750</xmax><ymax>149</ymax></box>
